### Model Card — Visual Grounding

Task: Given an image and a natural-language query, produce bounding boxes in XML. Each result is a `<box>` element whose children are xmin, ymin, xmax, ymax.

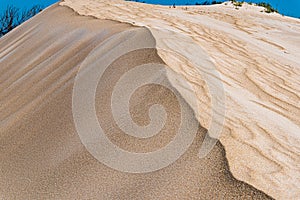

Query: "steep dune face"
<box><xmin>0</xmin><ymin>1</ymin><xmax>299</xmax><ymax>199</ymax></box>
<box><xmin>0</xmin><ymin>4</ymin><xmax>273</xmax><ymax>199</ymax></box>
<box><xmin>59</xmin><ymin>0</ymin><xmax>300</xmax><ymax>199</ymax></box>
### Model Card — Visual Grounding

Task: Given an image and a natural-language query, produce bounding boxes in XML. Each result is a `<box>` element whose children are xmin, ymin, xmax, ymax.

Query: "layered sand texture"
<box><xmin>0</xmin><ymin>0</ymin><xmax>299</xmax><ymax>199</ymax></box>
<box><xmin>0</xmin><ymin>4</ymin><xmax>273</xmax><ymax>199</ymax></box>
<box><xmin>59</xmin><ymin>0</ymin><xmax>300</xmax><ymax>199</ymax></box>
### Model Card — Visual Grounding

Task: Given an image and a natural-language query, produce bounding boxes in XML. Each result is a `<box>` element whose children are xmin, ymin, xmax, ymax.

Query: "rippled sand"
<box><xmin>0</xmin><ymin>1</ymin><xmax>299</xmax><ymax>199</ymax></box>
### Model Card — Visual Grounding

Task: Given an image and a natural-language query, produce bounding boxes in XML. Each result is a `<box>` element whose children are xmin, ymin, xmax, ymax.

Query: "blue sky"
<box><xmin>0</xmin><ymin>0</ymin><xmax>58</xmax><ymax>12</ymax></box>
<box><xmin>0</xmin><ymin>0</ymin><xmax>299</xmax><ymax>18</ymax></box>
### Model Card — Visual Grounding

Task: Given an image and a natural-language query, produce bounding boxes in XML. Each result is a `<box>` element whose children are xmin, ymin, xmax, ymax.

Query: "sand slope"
<box><xmin>58</xmin><ymin>0</ymin><xmax>300</xmax><ymax>199</ymax></box>
<box><xmin>0</xmin><ymin>1</ymin><xmax>299</xmax><ymax>199</ymax></box>
<box><xmin>0</xmin><ymin>4</ymin><xmax>274</xmax><ymax>199</ymax></box>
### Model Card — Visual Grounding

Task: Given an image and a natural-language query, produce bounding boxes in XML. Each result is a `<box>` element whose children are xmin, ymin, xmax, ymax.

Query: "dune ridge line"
<box><xmin>60</xmin><ymin>0</ymin><xmax>300</xmax><ymax>199</ymax></box>
<box><xmin>0</xmin><ymin>1</ymin><xmax>299</xmax><ymax>199</ymax></box>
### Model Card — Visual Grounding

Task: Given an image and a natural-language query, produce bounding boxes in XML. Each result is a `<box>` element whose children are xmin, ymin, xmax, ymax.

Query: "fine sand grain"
<box><xmin>0</xmin><ymin>4</ymin><xmax>273</xmax><ymax>200</ymax></box>
<box><xmin>60</xmin><ymin>0</ymin><xmax>300</xmax><ymax>199</ymax></box>
<box><xmin>1</xmin><ymin>0</ymin><xmax>299</xmax><ymax>199</ymax></box>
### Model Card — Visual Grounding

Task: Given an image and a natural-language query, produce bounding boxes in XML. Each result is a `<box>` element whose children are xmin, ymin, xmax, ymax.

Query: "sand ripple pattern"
<box><xmin>62</xmin><ymin>0</ymin><xmax>300</xmax><ymax>198</ymax></box>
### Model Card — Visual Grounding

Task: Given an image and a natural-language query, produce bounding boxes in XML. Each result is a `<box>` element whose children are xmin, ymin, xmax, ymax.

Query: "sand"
<box><xmin>60</xmin><ymin>0</ymin><xmax>300</xmax><ymax>199</ymax></box>
<box><xmin>0</xmin><ymin>0</ymin><xmax>299</xmax><ymax>199</ymax></box>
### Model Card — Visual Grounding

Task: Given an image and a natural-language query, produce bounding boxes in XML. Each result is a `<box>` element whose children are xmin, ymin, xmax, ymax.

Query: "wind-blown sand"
<box><xmin>0</xmin><ymin>0</ymin><xmax>299</xmax><ymax>199</ymax></box>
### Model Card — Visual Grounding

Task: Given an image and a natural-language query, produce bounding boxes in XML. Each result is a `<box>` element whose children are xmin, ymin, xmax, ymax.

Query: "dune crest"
<box><xmin>0</xmin><ymin>0</ymin><xmax>299</xmax><ymax>199</ymax></box>
<box><xmin>58</xmin><ymin>0</ymin><xmax>300</xmax><ymax>199</ymax></box>
<box><xmin>0</xmin><ymin>3</ymin><xmax>278</xmax><ymax>198</ymax></box>
<box><xmin>1</xmin><ymin>4</ymin><xmax>275</xmax><ymax>199</ymax></box>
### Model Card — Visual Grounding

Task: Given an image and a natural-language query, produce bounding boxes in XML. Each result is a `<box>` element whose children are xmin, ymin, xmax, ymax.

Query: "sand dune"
<box><xmin>60</xmin><ymin>0</ymin><xmax>300</xmax><ymax>198</ymax></box>
<box><xmin>0</xmin><ymin>0</ymin><xmax>299</xmax><ymax>199</ymax></box>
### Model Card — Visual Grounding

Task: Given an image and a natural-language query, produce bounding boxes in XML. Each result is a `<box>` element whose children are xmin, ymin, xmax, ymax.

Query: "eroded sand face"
<box><xmin>0</xmin><ymin>4</ymin><xmax>273</xmax><ymax>200</ymax></box>
<box><xmin>58</xmin><ymin>0</ymin><xmax>300</xmax><ymax>199</ymax></box>
<box><xmin>0</xmin><ymin>1</ymin><xmax>299</xmax><ymax>199</ymax></box>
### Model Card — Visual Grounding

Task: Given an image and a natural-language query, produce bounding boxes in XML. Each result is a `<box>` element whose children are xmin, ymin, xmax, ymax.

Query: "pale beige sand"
<box><xmin>0</xmin><ymin>4</ymin><xmax>274</xmax><ymax>200</ymax></box>
<box><xmin>59</xmin><ymin>0</ymin><xmax>300</xmax><ymax>199</ymax></box>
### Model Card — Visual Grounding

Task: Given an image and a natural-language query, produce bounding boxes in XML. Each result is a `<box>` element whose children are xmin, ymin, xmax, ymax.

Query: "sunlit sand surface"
<box><xmin>0</xmin><ymin>1</ymin><xmax>299</xmax><ymax>199</ymax></box>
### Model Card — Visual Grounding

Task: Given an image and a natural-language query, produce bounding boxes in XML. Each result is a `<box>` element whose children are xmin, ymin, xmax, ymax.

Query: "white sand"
<box><xmin>60</xmin><ymin>1</ymin><xmax>300</xmax><ymax>199</ymax></box>
<box><xmin>0</xmin><ymin>4</ymin><xmax>273</xmax><ymax>199</ymax></box>
<box><xmin>0</xmin><ymin>0</ymin><xmax>299</xmax><ymax>199</ymax></box>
